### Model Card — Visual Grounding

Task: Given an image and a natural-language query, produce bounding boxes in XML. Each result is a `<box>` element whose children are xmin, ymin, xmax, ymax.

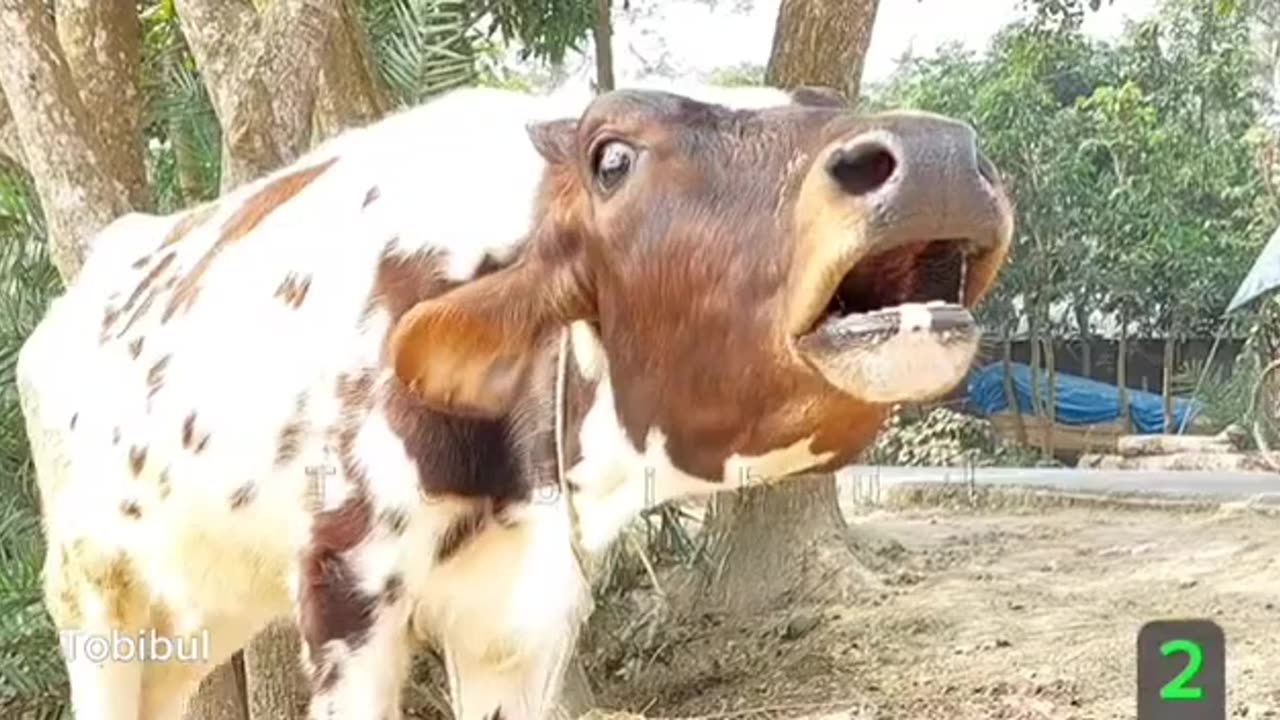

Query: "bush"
<box><xmin>864</xmin><ymin>405</ymin><xmax>1042</xmax><ymax>468</ymax></box>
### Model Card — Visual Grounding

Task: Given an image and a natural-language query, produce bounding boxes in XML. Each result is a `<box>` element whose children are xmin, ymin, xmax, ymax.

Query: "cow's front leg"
<box><xmin>443</xmin><ymin>637</ymin><xmax>578</xmax><ymax>720</ymax></box>
<box><xmin>299</xmin><ymin>502</ymin><xmax>412</xmax><ymax>720</ymax></box>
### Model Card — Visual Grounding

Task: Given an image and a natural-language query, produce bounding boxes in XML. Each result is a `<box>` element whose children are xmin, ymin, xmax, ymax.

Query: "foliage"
<box><xmin>1018</xmin><ymin>0</ymin><xmax>1116</xmax><ymax>31</ymax></box>
<box><xmin>0</xmin><ymin>166</ymin><xmax>68</xmax><ymax>717</ymax></box>
<box><xmin>361</xmin><ymin>0</ymin><xmax>484</xmax><ymax>104</ymax></box>
<box><xmin>480</xmin><ymin>0</ymin><xmax>594</xmax><ymax>65</ymax></box>
<box><xmin>864</xmin><ymin>407</ymin><xmax>1044</xmax><ymax>468</ymax></box>
<box><xmin>872</xmin><ymin>0</ymin><xmax>1273</xmax><ymax>341</ymax></box>
<box><xmin>1172</xmin><ymin>352</ymin><xmax>1262</xmax><ymax>433</ymax></box>
<box><xmin>704</xmin><ymin>62</ymin><xmax>765</xmax><ymax>87</ymax></box>
<box><xmin>140</xmin><ymin>0</ymin><xmax>223</xmax><ymax>209</ymax></box>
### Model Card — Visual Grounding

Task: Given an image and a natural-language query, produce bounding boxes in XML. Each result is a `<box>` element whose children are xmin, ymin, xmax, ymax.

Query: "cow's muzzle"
<box><xmin>788</xmin><ymin>111</ymin><xmax>1014</xmax><ymax>404</ymax></box>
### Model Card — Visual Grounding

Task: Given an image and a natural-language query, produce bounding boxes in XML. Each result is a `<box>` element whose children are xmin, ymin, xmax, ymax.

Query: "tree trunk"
<box><xmin>765</xmin><ymin>0</ymin><xmax>881</xmax><ymax>101</ymax></box>
<box><xmin>0</xmin><ymin>0</ymin><xmax>135</xmax><ymax>280</ymax></box>
<box><xmin>312</xmin><ymin>0</ymin><xmax>390</xmax><ymax>143</ymax></box>
<box><xmin>1081</xmin><ymin>336</ymin><xmax>1092</xmax><ymax>378</ymax></box>
<box><xmin>591</xmin><ymin>0</ymin><xmax>615</xmax><ymax>93</ymax></box>
<box><xmin>1073</xmin><ymin>304</ymin><xmax>1092</xmax><ymax>378</ymax></box>
<box><xmin>54</xmin><ymin>0</ymin><xmax>149</xmax><ymax>209</ymax></box>
<box><xmin>1118</xmin><ymin>311</ymin><xmax>1131</xmax><ymax>433</ymax></box>
<box><xmin>243</xmin><ymin>622</ymin><xmax>310</xmax><ymax>720</ymax></box>
<box><xmin>1028</xmin><ymin>312</ymin><xmax>1044</xmax><ymax>420</ymax></box>
<box><xmin>1163</xmin><ymin>329</ymin><xmax>1176</xmax><ymax>433</ymax></box>
<box><xmin>1077</xmin><ymin>304</ymin><xmax>1092</xmax><ymax>379</ymax></box>
<box><xmin>1044</xmin><ymin>337</ymin><xmax>1056</xmax><ymax>459</ymax></box>
<box><xmin>1002</xmin><ymin>325</ymin><xmax>1028</xmax><ymax>446</ymax></box>
<box><xmin>699</xmin><ymin>477</ymin><xmax>881</xmax><ymax>616</ymax></box>
<box><xmin>693</xmin><ymin>0</ymin><xmax>882</xmax><ymax>619</ymax></box>
<box><xmin>184</xmin><ymin>658</ymin><xmax>250</xmax><ymax>720</ymax></box>
<box><xmin>174</xmin><ymin>0</ymin><xmax>343</xmax><ymax>188</ymax></box>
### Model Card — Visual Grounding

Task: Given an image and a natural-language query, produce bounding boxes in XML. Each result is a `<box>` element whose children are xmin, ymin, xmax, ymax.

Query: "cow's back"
<box><xmin>17</xmin><ymin>87</ymin><xmax>560</xmax><ymax>620</ymax></box>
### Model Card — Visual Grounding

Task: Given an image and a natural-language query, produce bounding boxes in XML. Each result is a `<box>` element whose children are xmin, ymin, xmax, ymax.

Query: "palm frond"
<box><xmin>0</xmin><ymin>168</ymin><xmax>67</xmax><ymax>715</ymax></box>
<box><xmin>360</xmin><ymin>0</ymin><xmax>483</xmax><ymax>105</ymax></box>
<box><xmin>140</xmin><ymin>0</ymin><xmax>222</xmax><ymax>209</ymax></box>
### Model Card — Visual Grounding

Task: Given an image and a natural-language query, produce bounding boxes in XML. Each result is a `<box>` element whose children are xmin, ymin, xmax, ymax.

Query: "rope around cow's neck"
<box><xmin>554</xmin><ymin>326</ymin><xmax>591</xmax><ymax>585</ymax></box>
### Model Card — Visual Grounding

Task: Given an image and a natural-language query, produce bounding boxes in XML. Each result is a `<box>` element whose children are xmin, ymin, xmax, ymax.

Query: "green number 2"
<box><xmin>1160</xmin><ymin>639</ymin><xmax>1205</xmax><ymax>701</ymax></box>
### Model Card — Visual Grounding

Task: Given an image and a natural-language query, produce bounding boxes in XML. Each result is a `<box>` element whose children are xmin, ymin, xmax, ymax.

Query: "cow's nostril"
<box><xmin>826</xmin><ymin>141</ymin><xmax>898</xmax><ymax>197</ymax></box>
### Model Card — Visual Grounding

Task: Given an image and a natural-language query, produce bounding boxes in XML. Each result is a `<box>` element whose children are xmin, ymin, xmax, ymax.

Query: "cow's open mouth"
<box><xmin>795</xmin><ymin>238</ymin><xmax>987</xmax><ymax>403</ymax></box>
<box><xmin>800</xmin><ymin>238</ymin><xmax>979</xmax><ymax>344</ymax></box>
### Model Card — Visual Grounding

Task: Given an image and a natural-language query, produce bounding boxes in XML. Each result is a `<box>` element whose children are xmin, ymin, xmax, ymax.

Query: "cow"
<box><xmin>17</xmin><ymin>82</ymin><xmax>1013</xmax><ymax>720</ymax></box>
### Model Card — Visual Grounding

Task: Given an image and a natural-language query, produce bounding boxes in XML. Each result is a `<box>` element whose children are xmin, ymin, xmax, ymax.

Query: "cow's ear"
<box><xmin>389</xmin><ymin>258</ymin><xmax>588</xmax><ymax>418</ymax></box>
<box><xmin>790</xmin><ymin>86</ymin><xmax>848</xmax><ymax>108</ymax></box>
<box><xmin>526</xmin><ymin>119</ymin><xmax>577</xmax><ymax>165</ymax></box>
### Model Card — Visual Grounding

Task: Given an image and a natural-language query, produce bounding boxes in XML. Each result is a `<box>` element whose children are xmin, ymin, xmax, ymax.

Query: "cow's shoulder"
<box><xmin>22</xmin><ymin>85</ymin><xmax>571</xmax><ymax>505</ymax></box>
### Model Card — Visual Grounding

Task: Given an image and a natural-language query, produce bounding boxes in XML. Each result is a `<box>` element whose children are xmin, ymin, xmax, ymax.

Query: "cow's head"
<box><xmin>390</xmin><ymin>88</ymin><xmax>1012</xmax><ymax>483</ymax></box>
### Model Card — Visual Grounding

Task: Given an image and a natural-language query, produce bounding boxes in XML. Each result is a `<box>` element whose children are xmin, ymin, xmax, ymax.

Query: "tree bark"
<box><xmin>1163</xmin><ymin>330</ymin><xmax>1176</xmax><ymax>433</ymax></box>
<box><xmin>243</xmin><ymin>622</ymin><xmax>310</xmax><ymax>720</ymax></box>
<box><xmin>765</xmin><ymin>0</ymin><xmax>881</xmax><ymax>101</ymax></box>
<box><xmin>1118</xmin><ymin>310</ymin><xmax>1131</xmax><ymax>433</ymax></box>
<box><xmin>694</xmin><ymin>0</ymin><xmax>883</xmax><ymax>619</ymax></box>
<box><xmin>1002</xmin><ymin>325</ymin><xmax>1028</xmax><ymax>446</ymax></box>
<box><xmin>184</xmin><ymin>659</ymin><xmax>250</xmax><ymax>720</ymax></box>
<box><xmin>312</xmin><ymin>0</ymin><xmax>390</xmax><ymax>143</ymax></box>
<box><xmin>1075</xmin><ymin>304</ymin><xmax>1092</xmax><ymax>377</ymax></box>
<box><xmin>591</xmin><ymin>0</ymin><xmax>615</xmax><ymax>93</ymax></box>
<box><xmin>1044</xmin><ymin>337</ymin><xmax>1056</xmax><ymax>458</ymax></box>
<box><xmin>1028</xmin><ymin>311</ymin><xmax>1044</xmax><ymax>420</ymax></box>
<box><xmin>699</xmin><ymin>477</ymin><xmax>881</xmax><ymax>616</ymax></box>
<box><xmin>0</xmin><ymin>0</ymin><xmax>135</xmax><ymax>281</ymax></box>
<box><xmin>174</xmin><ymin>0</ymin><xmax>343</xmax><ymax>188</ymax></box>
<box><xmin>54</xmin><ymin>0</ymin><xmax>149</xmax><ymax>208</ymax></box>
<box><xmin>0</xmin><ymin>93</ymin><xmax>26</xmax><ymax>167</ymax></box>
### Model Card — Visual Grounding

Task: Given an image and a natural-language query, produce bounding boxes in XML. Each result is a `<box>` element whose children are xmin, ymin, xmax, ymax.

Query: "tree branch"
<box><xmin>0</xmin><ymin>0</ymin><xmax>133</xmax><ymax>281</ymax></box>
<box><xmin>54</xmin><ymin>0</ymin><xmax>148</xmax><ymax>208</ymax></box>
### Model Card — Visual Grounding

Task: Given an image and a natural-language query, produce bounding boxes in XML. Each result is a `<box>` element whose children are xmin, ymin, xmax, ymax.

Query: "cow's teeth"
<box><xmin>899</xmin><ymin>302</ymin><xmax>931</xmax><ymax>332</ymax></box>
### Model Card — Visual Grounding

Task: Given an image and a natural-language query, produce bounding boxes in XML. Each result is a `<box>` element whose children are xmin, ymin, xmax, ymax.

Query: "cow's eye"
<box><xmin>592</xmin><ymin>140</ymin><xmax>635</xmax><ymax>192</ymax></box>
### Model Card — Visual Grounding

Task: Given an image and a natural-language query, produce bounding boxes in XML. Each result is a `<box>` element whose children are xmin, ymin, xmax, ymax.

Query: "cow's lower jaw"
<box><xmin>795</xmin><ymin>238</ymin><xmax>987</xmax><ymax>403</ymax></box>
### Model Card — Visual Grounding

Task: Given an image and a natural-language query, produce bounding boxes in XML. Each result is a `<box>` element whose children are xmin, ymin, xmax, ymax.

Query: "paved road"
<box><xmin>834</xmin><ymin>464</ymin><xmax>1280</xmax><ymax>505</ymax></box>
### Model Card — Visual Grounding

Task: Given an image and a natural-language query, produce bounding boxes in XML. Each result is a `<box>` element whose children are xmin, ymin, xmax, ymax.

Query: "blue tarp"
<box><xmin>967</xmin><ymin>362</ymin><xmax>1201</xmax><ymax>435</ymax></box>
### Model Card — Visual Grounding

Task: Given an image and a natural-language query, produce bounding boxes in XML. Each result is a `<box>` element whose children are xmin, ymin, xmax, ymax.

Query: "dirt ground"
<box><xmin>584</xmin><ymin>491</ymin><xmax>1280</xmax><ymax>719</ymax></box>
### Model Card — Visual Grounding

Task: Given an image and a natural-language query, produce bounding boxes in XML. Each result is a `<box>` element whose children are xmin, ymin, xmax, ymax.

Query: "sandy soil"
<box><xmin>585</xmin><ymin>496</ymin><xmax>1280</xmax><ymax>719</ymax></box>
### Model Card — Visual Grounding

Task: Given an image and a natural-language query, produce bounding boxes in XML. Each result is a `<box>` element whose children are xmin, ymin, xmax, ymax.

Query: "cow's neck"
<box><xmin>382</xmin><ymin>319</ymin><xmax>709</xmax><ymax>558</ymax></box>
<box><xmin>554</xmin><ymin>322</ymin><xmax>721</xmax><ymax>554</ymax></box>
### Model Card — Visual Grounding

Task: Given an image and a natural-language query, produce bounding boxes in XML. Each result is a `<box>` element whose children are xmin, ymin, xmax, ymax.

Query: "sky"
<box><xmin>539</xmin><ymin>0</ymin><xmax>1160</xmax><ymax>90</ymax></box>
